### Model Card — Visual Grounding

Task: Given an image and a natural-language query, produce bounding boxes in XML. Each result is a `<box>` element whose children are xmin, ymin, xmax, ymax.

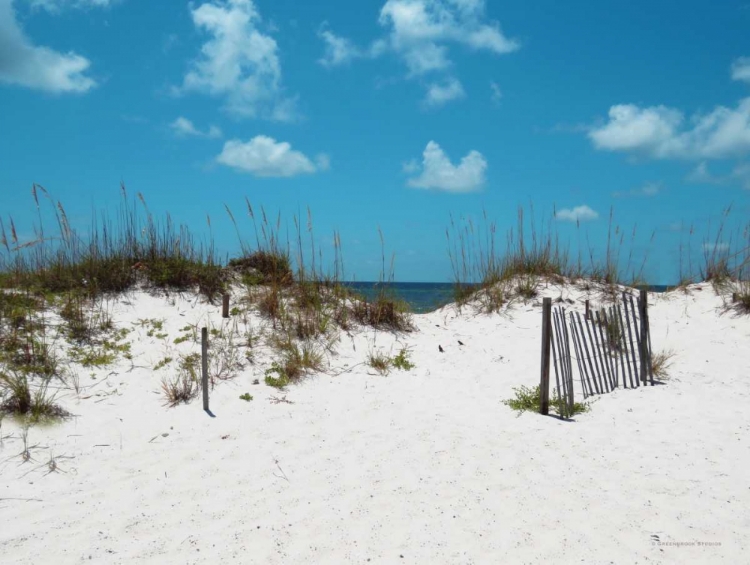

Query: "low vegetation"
<box><xmin>367</xmin><ymin>347</ymin><xmax>415</xmax><ymax>375</ymax></box>
<box><xmin>160</xmin><ymin>353</ymin><xmax>201</xmax><ymax>407</ymax></box>
<box><xmin>651</xmin><ymin>350</ymin><xmax>676</xmax><ymax>380</ymax></box>
<box><xmin>0</xmin><ymin>371</ymin><xmax>68</xmax><ymax>422</ymax></box>
<box><xmin>503</xmin><ymin>385</ymin><xmax>589</xmax><ymax>418</ymax></box>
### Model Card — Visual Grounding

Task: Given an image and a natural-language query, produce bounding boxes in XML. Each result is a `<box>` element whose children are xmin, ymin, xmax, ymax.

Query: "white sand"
<box><xmin>1</xmin><ymin>282</ymin><xmax>749</xmax><ymax>564</ymax></box>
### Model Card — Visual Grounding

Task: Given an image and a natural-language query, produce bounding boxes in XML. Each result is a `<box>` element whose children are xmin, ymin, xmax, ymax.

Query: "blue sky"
<box><xmin>1</xmin><ymin>0</ymin><xmax>749</xmax><ymax>283</ymax></box>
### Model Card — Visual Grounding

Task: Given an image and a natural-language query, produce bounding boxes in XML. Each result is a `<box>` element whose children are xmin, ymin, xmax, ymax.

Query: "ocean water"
<box><xmin>344</xmin><ymin>282</ymin><xmax>673</xmax><ymax>314</ymax></box>
<box><xmin>343</xmin><ymin>282</ymin><xmax>456</xmax><ymax>314</ymax></box>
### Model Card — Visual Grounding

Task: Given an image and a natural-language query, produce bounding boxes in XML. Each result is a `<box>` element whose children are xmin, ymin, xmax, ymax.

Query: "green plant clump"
<box><xmin>264</xmin><ymin>363</ymin><xmax>290</xmax><ymax>389</ymax></box>
<box><xmin>503</xmin><ymin>385</ymin><xmax>588</xmax><ymax>417</ymax></box>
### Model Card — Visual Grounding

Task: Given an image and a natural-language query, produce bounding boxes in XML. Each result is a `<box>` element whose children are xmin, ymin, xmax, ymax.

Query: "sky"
<box><xmin>1</xmin><ymin>0</ymin><xmax>749</xmax><ymax>283</ymax></box>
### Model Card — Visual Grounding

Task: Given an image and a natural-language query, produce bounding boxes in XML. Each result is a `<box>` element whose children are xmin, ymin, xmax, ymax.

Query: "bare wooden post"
<box><xmin>540</xmin><ymin>297</ymin><xmax>552</xmax><ymax>415</ymax></box>
<box><xmin>585</xmin><ymin>300</ymin><xmax>590</xmax><ymax>320</ymax></box>
<box><xmin>222</xmin><ymin>294</ymin><xmax>230</xmax><ymax>318</ymax></box>
<box><xmin>733</xmin><ymin>292</ymin><xmax>739</xmax><ymax>303</ymax></box>
<box><xmin>638</xmin><ymin>290</ymin><xmax>649</xmax><ymax>385</ymax></box>
<box><xmin>201</xmin><ymin>327</ymin><xmax>209</xmax><ymax>411</ymax></box>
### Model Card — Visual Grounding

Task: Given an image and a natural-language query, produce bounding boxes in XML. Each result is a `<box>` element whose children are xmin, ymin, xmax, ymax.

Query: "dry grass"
<box><xmin>651</xmin><ymin>349</ymin><xmax>676</xmax><ymax>381</ymax></box>
<box><xmin>446</xmin><ymin>206</ymin><xmax>654</xmax><ymax>311</ymax></box>
<box><xmin>0</xmin><ymin>372</ymin><xmax>68</xmax><ymax>422</ymax></box>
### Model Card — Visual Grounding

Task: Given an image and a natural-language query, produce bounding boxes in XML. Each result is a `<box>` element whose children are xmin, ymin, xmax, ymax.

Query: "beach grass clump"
<box><xmin>161</xmin><ymin>353</ymin><xmax>201</xmax><ymax>406</ymax></box>
<box><xmin>281</xmin><ymin>341</ymin><xmax>324</xmax><ymax>381</ymax></box>
<box><xmin>503</xmin><ymin>385</ymin><xmax>588</xmax><ymax>417</ymax></box>
<box><xmin>514</xmin><ymin>275</ymin><xmax>539</xmax><ymax>300</ymax></box>
<box><xmin>367</xmin><ymin>347</ymin><xmax>415</xmax><ymax>375</ymax></box>
<box><xmin>161</xmin><ymin>371</ymin><xmax>199</xmax><ymax>407</ymax></box>
<box><xmin>651</xmin><ymin>350</ymin><xmax>675</xmax><ymax>380</ymax></box>
<box><xmin>352</xmin><ymin>293</ymin><xmax>412</xmax><ymax>331</ymax></box>
<box><xmin>447</xmin><ymin>206</ymin><xmax>654</xmax><ymax>310</ymax></box>
<box><xmin>229</xmin><ymin>250</ymin><xmax>293</xmax><ymax>286</ymax></box>
<box><xmin>0</xmin><ymin>372</ymin><xmax>68</xmax><ymax>422</ymax></box>
<box><xmin>0</xmin><ymin>185</ymin><xmax>226</xmax><ymax>301</ymax></box>
<box><xmin>367</xmin><ymin>350</ymin><xmax>392</xmax><ymax>375</ymax></box>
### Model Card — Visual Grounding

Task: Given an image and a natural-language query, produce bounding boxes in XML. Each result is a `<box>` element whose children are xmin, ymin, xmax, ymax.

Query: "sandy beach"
<box><xmin>1</xmin><ymin>281</ymin><xmax>748</xmax><ymax>564</ymax></box>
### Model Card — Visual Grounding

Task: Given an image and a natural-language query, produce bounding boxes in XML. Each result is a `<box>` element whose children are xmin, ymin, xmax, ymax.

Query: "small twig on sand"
<box><xmin>325</xmin><ymin>362</ymin><xmax>366</xmax><ymax>377</ymax></box>
<box><xmin>273</xmin><ymin>459</ymin><xmax>289</xmax><ymax>482</ymax></box>
<box><xmin>269</xmin><ymin>395</ymin><xmax>294</xmax><ymax>405</ymax></box>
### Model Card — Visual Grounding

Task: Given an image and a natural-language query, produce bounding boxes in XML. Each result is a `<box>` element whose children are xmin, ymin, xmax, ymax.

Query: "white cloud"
<box><xmin>424</xmin><ymin>77</ymin><xmax>464</xmax><ymax>107</ymax></box>
<box><xmin>702</xmin><ymin>242</ymin><xmax>730</xmax><ymax>253</ymax></box>
<box><xmin>589</xmin><ymin>98</ymin><xmax>750</xmax><ymax>160</ymax></box>
<box><xmin>731</xmin><ymin>57</ymin><xmax>750</xmax><ymax>83</ymax></box>
<box><xmin>490</xmin><ymin>80</ymin><xmax>501</xmax><ymax>104</ymax></box>
<box><xmin>0</xmin><ymin>0</ymin><xmax>96</xmax><ymax>92</ymax></box>
<box><xmin>318</xmin><ymin>1</ymin><xmax>518</xmax><ymax>102</ymax></box>
<box><xmin>555</xmin><ymin>205</ymin><xmax>599</xmax><ymax>222</ymax></box>
<box><xmin>169</xmin><ymin>116</ymin><xmax>222</xmax><ymax>139</ymax></box>
<box><xmin>28</xmin><ymin>0</ymin><xmax>116</xmax><ymax>12</ymax></box>
<box><xmin>612</xmin><ymin>181</ymin><xmax>662</xmax><ymax>198</ymax></box>
<box><xmin>406</xmin><ymin>141</ymin><xmax>486</xmax><ymax>192</ymax></box>
<box><xmin>317</xmin><ymin>25</ymin><xmax>360</xmax><ymax>67</ymax></box>
<box><xmin>687</xmin><ymin>161</ymin><xmax>750</xmax><ymax>189</ymax></box>
<box><xmin>177</xmin><ymin>0</ymin><xmax>296</xmax><ymax>121</ymax></box>
<box><xmin>377</xmin><ymin>0</ymin><xmax>518</xmax><ymax>76</ymax></box>
<box><xmin>314</xmin><ymin>153</ymin><xmax>331</xmax><ymax>171</ymax></box>
<box><xmin>216</xmin><ymin>136</ymin><xmax>325</xmax><ymax>177</ymax></box>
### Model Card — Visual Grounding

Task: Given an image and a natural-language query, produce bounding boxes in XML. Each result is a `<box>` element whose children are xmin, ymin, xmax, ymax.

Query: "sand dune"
<box><xmin>1</xmin><ymin>282</ymin><xmax>748</xmax><ymax>564</ymax></box>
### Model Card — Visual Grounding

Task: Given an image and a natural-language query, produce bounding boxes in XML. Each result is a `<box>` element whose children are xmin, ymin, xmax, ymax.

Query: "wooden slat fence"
<box><xmin>543</xmin><ymin>290</ymin><xmax>655</xmax><ymax>417</ymax></box>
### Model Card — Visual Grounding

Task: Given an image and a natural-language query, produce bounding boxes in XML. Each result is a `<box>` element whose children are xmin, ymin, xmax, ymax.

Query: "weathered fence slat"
<box><xmin>569</xmin><ymin>312</ymin><xmax>591</xmax><ymax>398</ymax></box>
<box><xmin>576</xmin><ymin>311</ymin><xmax>601</xmax><ymax>395</ymax></box>
<box><xmin>596</xmin><ymin>310</ymin><xmax>615</xmax><ymax>391</ymax></box>
<box><xmin>639</xmin><ymin>290</ymin><xmax>654</xmax><ymax>385</ymax></box>
<box><xmin>616</xmin><ymin>304</ymin><xmax>635</xmax><ymax>388</ymax></box>
<box><xmin>540</xmin><ymin>297</ymin><xmax>552</xmax><ymax>415</ymax></box>
<box><xmin>583</xmin><ymin>313</ymin><xmax>606</xmax><ymax>393</ymax></box>
<box><xmin>622</xmin><ymin>293</ymin><xmax>640</xmax><ymax>388</ymax></box>
<box><xmin>562</xmin><ymin>308</ymin><xmax>575</xmax><ymax>411</ymax></box>
<box><xmin>629</xmin><ymin>294</ymin><xmax>645</xmax><ymax>384</ymax></box>
<box><xmin>201</xmin><ymin>327</ymin><xmax>209</xmax><ymax>411</ymax></box>
<box><xmin>609</xmin><ymin>307</ymin><xmax>626</xmax><ymax>389</ymax></box>
<box><xmin>555</xmin><ymin>307</ymin><xmax>573</xmax><ymax>417</ymax></box>
<box><xmin>551</xmin><ymin>310</ymin><xmax>565</xmax><ymax>415</ymax></box>
<box><xmin>550</xmin><ymin>313</ymin><xmax>564</xmax><ymax>416</ymax></box>
<box><xmin>591</xmin><ymin>312</ymin><xmax>613</xmax><ymax>392</ymax></box>
<box><xmin>601</xmin><ymin>309</ymin><xmax>617</xmax><ymax>388</ymax></box>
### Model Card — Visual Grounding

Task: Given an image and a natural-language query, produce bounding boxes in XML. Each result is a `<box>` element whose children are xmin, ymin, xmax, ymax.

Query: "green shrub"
<box><xmin>392</xmin><ymin>348</ymin><xmax>415</xmax><ymax>371</ymax></box>
<box><xmin>503</xmin><ymin>385</ymin><xmax>588</xmax><ymax>417</ymax></box>
<box><xmin>264</xmin><ymin>363</ymin><xmax>290</xmax><ymax>389</ymax></box>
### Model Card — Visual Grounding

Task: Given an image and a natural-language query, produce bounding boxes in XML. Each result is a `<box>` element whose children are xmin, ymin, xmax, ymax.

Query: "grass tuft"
<box><xmin>503</xmin><ymin>385</ymin><xmax>588</xmax><ymax>418</ymax></box>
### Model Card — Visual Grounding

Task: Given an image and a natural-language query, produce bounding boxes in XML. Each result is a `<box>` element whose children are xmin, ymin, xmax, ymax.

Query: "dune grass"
<box><xmin>446</xmin><ymin>206</ymin><xmax>656</xmax><ymax>311</ymax></box>
<box><xmin>502</xmin><ymin>384</ymin><xmax>589</xmax><ymax>418</ymax></box>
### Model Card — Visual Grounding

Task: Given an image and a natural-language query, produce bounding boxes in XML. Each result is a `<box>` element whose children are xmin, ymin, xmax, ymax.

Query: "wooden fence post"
<box><xmin>732</xmin><ymin>292</ymin><xmax>739</xmax><ymax>303</ymax></box>
<box><xmin>540</xmin><ymin>297</ymin><xmax>552</xmax><ymax>415</ymax></box>
<box><xmin>222</xmin><ymin>294</ymin><xmax>230</xmax><ymax>318</ymax></box>
<box><xmin>201</xmin><ymin>327</ymin><xmax>209</xmax><ymax>411</ymax></box>
<box><xmin>585</xmin><ymin>299</ymin><xmax>590</xmax><ymax>320</ymax></box>
<box><xmin>638</xmin><ymin>290</ymin><xmax>649</xmax><ymax>385</ymax></box>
